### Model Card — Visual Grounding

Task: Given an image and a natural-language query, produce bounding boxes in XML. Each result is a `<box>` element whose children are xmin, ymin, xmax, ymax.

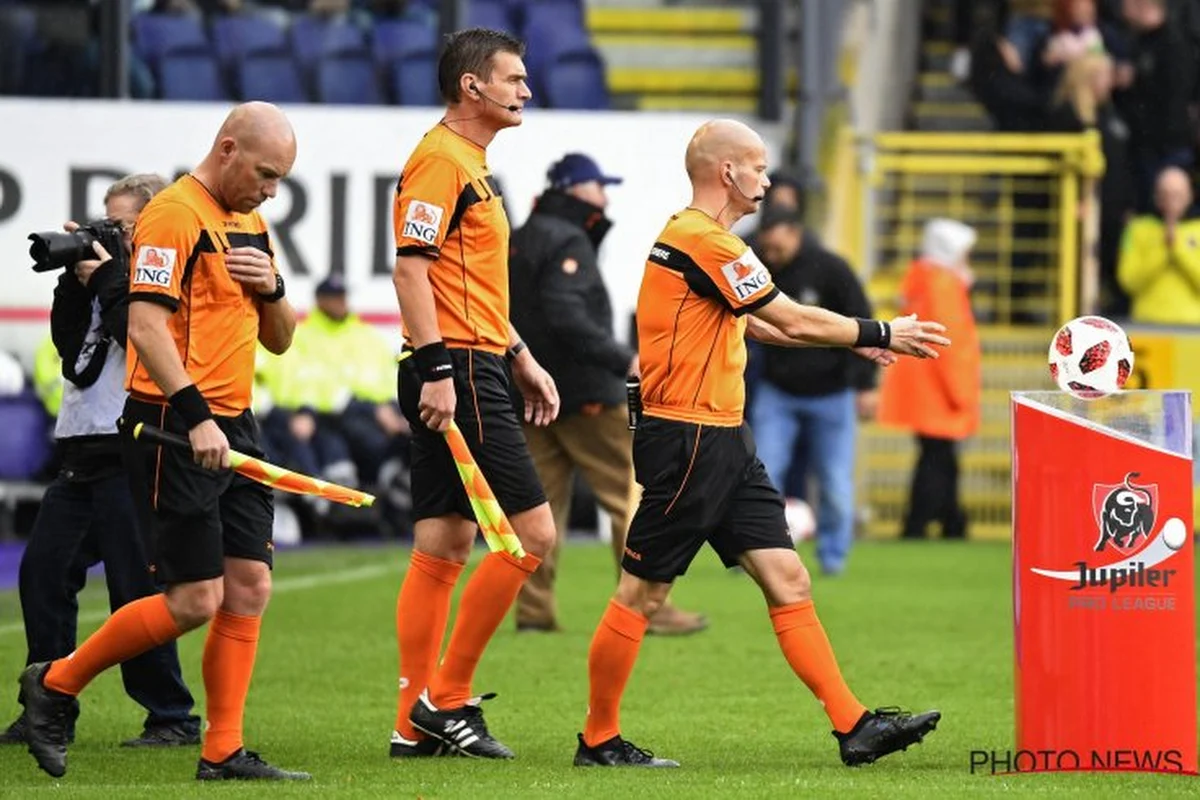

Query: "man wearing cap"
<box><xmin>508</xmin><ymin>153</ymin><xmax>707</xmax><ymax>636</ymax></box>
<box><xmin>749</xmin><ymin>206</ymin><xmax>879</xmax><ymax>576</ymax></box>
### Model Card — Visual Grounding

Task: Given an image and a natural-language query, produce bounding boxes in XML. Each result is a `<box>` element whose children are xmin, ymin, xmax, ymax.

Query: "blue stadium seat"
<box><xmin>0</xmin><ymin>391</ymin><xmax>52</xmax><ymax>480</ymax></box>
<box><xmin>467</xmin><ymin>0</ymin><xmax>517</xmax><ymax>34</ymax></box>
<box><xmin>316</xmin><ymin>53</ymin><xmax>383</xmax><ymax>104</ymax></box>
<box><xmin>541</xmin><ymin>45</ymin><xmax>609</xmax><ymax>110</ymax></box>
<box><xmin>373</xmin><ymin>16</ymin><xmax>437</xmax><ymax>65</ymax></box>
<box><xmin>158</xmin><ymin>48</ymin><xmax>230</xmax><ymax>101</ymax></box>
<box><xmin>522</xmin><ymin>13</ymin><xmax>589</xmax><ymax>98</ymax></box>
<box><xmin>389</xmin><ymin>51</ymin><xmax>439</xmax><ymax>106</ymax></box>
<box><xmin>211</xmin><ymin>14</ymin><xmax>288</xmax><ymax>68</ymax></box>
<box><xmin>291</xmin><ymin>14</ymin><xmax>369</xmax><ymax>71</ymax></box>
<box><xmin>131</xmin><ymin>13</ymin><xmax>209</xmax><ymax>68</ymax></box>
<box><xmin>237</xmin><ymin>50</ymin><xmax>308</xmax><ymax>103</ymax></box>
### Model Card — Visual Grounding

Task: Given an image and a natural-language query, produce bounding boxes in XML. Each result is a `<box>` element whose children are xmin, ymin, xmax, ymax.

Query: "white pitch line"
<box><xmin>0</xmin><ymin>562</ymin><xmax>394</xmax><ymax>637</ymax></box>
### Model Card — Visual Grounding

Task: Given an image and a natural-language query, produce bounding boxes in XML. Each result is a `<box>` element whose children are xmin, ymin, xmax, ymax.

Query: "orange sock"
<box><xmin>200</xmin><ymin>610</ymin><xmax>261</xmax><ymax>764</ymax></box>
<box><xmin>583</xmin><ymin>600</ymin><xmax>648</xmax><ymax>747</ymax></box>
<box><xmin>394</xmin><ymin>550</ymin><xmax>464</xmax><ymax>738</ymax></box>
<box><xmin>771</xmin><ymin>600</ymin><xmax>867</xmax><ymax>733</ymax></box>
<box><xmin>44</xmin><ymin>594</ymin><xmax>180</xmax><ymax>696</ymax></box>
<box><xmin>427</xmin><ymin>551</ymin><xmax>540</xmax><ymax>709</ymax></box>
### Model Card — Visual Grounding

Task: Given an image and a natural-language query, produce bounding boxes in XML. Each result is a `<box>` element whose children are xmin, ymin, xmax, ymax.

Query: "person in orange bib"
<box><xmin>18</xmin><ymin>102</ymin><xmax>309</xmax><ymax>782</ymax></box>
<box><xmin>573</xmin><ymin>119</ymin><xmax>947</xmax><ymax>768</ymax></box>
<box><xmin>389</xmin><ymin>28</ymin><xmax>560</xmax><ymax>760</ymax></box>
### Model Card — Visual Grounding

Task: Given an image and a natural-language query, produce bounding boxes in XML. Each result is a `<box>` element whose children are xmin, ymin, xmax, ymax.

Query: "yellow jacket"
<box><xmin>1117</xmin><ymin>216</ymin><xmax>1200</xmax><ymax>325</ymax></box>
<box><xmin>258</xmin><ymin>310</ymin><xmax>397</xmax><ymax>413</ymax></box>
<box><xmin>33</xmin><ymin>335</ymin><xmax>63</xmax><ymax>418</ymax></box>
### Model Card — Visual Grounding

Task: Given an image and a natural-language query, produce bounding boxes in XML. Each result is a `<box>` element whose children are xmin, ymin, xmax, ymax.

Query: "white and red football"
<box><xmin>1047</xmin><ymin>315</ymin><xmax>1134</xmax><ymax>400</ymax></box>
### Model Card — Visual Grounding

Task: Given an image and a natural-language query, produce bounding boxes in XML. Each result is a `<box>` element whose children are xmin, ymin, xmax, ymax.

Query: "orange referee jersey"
<box><xmin>125</xmin><ymin>174</ymin><xmax>275</xmax><ymax>415</ymax></box>
<box><xmin>637</xmin><ymin>208</ymin><xmax>779</xmax><ymax>426</ymax></box>
<box><xmin>393</xmin><ymin>124</ymin><xmax>510</xmax><ymax>354</ymax></box>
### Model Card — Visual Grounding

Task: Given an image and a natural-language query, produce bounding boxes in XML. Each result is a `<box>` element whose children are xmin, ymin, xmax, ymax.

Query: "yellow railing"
<box><xmin>825</xmin><ymin>130</ymin><xmax>1105</xmax><ymax>326</ymax></box>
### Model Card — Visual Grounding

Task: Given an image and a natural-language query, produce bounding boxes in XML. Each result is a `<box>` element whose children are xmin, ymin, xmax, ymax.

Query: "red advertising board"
<box><xmin>1013</xmin><ymin>397</ymin><xmax>1196</xmax><ymax>772</ymax></box>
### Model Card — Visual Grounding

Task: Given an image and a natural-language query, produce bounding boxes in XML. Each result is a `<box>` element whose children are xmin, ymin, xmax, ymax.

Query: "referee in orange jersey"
<box><xmin>18</xmin><ymin>102</ymin><xmax>309</xmax><ymax>782</ymax></box>
<box><xmin>389</xmin><ymin>28</ymin><xmax>559</xmax><ymax>760</ymax></box>
<box><xmin>573</xmin><ymin>119</ymin><xmax>947</xmax><ymax>768</ymax></box>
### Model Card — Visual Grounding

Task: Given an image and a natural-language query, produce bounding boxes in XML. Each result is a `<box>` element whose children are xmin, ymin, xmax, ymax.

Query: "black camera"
<box><xmin>29</xmin><ymin>218</ymin><xmax>125</xmax><ymax>273</ymax></box>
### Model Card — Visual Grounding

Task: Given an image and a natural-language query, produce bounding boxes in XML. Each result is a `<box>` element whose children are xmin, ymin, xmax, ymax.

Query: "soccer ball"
<box><xmin>1047</xmin><ymin>315</ymin><xmax>1134</xmax><ymax>400</ymax></box>
<box><xmin>784</xmin><ymin>497</ymin><xmax>816</xmax><ymax>544</ymax></box>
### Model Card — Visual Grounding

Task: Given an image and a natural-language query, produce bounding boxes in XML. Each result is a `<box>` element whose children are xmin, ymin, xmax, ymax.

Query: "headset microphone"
<box><xmin>726</xmin><ymin>168</ymin><xmax>765</xmax><ymax>203</ymax></box>
<box><xmin>471</xmin><ymin>82</ymin><xmax>520</xmax><ymax>112</ymax></box>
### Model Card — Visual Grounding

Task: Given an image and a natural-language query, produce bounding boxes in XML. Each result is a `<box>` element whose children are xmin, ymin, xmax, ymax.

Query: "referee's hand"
<box><xmin>887</xmin><ymin>314</ymin><xmax>951</xmax><ymax>359</ymax></box>
<box><xmin>419</xmin><ymin>378</ymin><xmax>457</xmax><ymax>432</ymax></box>
<box><xmin>511</xmin><ymin>350</ymin><xmax>560</xmax><ymax>427</ymax></box>
<box><xmin>189</xmin><ymin>420</ymin><xmax>231</xmax><ymax>471</ymax></box>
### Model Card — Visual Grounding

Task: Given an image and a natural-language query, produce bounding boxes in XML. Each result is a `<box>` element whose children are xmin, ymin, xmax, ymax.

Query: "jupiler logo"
<box><xmin>1030</xmin><ymin>471</ymin><xmax>1185</xmax><ymax>600</ymax></box>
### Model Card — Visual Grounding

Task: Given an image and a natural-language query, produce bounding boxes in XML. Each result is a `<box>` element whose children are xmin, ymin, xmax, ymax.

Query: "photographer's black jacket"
<box><xmin>52</xmin><ymin>260</ymin><xmax>128</xmax><ymax>390</ymax></box>
<box><xmin>49</xmin><ymin>260</ymin><xmax>130</xmax><ymax>481</ymax></box>
<box><xmin>755</xmin><ymin>233</ymin><xmax>878</xmax><ymax>397</ymax></box>
<box><xmin>509</xmin><ymin>190</ymin><xmax>634</xmax><ymax>416</ymax></box>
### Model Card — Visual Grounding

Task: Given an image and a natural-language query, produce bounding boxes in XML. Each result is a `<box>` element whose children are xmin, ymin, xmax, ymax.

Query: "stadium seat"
<box><xmin>541</xmin><ymin>45</ymin><xmax>610</xmax><ymax>110</ymax></box>
<box><xmin>291</xmin><ymin>14</ymin><xmax>369</xmax><ymax>71</ymax></box>
<box><xmin>388</xmin><ymin>51</ymin><xmax>439</xmax><ymax>106</ymax></box>
<box><xmin>237</xmin><ymin>50</ymin><xmax>308</xmax><ymax>103</ymax></box>
<box><xmin>522</xmin><ymin>13</ymin><xmax>590</xmax><ymax>98</ymax></box>
<box><xmin>467</xmin><ymin>0</ymin><xmax>517</xmax><ymax>34</ymax></box>
<box><xmin>158</xmin><ymin>47</ymin><xmax>230</xmax><ymax>101</ymax></box>
<box><xmin>372</xmin><ymin>16</ymin><xmax>437</xmax><ymax>65</ymax></box>
<box><xmin>316</xmin><ymin>53</ymin><xmax>383</xmax><ymax>104</ymax></box>
<box><xmin>211</xmin><ymin>14</ymin><xmax>288</xmax><ymax>69</ymax></box>
<box><xmin>0</xmin><ymin>391</ymin><xmax>52</xmax><ymax>480</ymax></box>
<box><xmin>131</xmin><ymin>13</ymin><xmax>209</xmax><ymax>68</ymax></box>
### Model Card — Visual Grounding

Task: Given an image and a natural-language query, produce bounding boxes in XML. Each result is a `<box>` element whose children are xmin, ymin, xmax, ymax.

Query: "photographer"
<box><xmin>1</xmin><ymin>174</ymin><xmax>200</xmax><ymax>748</ymax></box>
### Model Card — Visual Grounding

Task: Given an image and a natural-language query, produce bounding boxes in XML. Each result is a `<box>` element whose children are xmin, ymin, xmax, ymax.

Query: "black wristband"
<box><xmin>168</xmin><ymin>384</ymin><xmax>214</xmax><ymax>429</ymax></box>
<box><xmin>414</xmin><ymin>342</ymin><xmax>454</xmax><ymax>382</ymax></box>
<box><xmin>853</xmin><ymin>318</ymin><xmax>891</xmax><ymax>349</ymax></box>
<box><xmin>506</xmin><ymin>340</ymin><xmax>527</xmax><ymax>361</ymax></box>
<box><xmin>258</xmin><ymin>272</ymin><xmax>286</xmax><ymax>303</ymax></box>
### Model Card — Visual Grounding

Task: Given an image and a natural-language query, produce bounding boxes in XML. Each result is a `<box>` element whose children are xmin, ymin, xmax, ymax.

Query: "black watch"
<box><xmin>258</xmin><ymin>272</ymin><xmax>286</xmax><ymax>303</ymax></box>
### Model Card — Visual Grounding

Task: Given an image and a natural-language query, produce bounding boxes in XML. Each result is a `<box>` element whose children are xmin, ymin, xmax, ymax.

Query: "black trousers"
<box><xmin>901</xmin><ymin>436</ymin><xmax>967</xmax><ymax>539</ymax></box>
<box><xmin>17</xmin><ymin>471</ymin><xmax>199</xmax><ymax>731</ymax></box>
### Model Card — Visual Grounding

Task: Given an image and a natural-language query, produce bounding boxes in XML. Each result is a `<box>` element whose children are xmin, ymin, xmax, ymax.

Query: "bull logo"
<box><xmin>1092</xmin><ymin>472</ymin><xmax>1157</xmax><ymax>555</ymax></box>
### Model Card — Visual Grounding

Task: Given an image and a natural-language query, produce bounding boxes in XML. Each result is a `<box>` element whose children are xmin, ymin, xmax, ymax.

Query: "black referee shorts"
<box><xmin>621</xmin><ymin>416</ymin><xmax>791</xmax><ymax>583</ymax></box>
<box><xmin>121</xmin><ymin>398</ymin><xmax>274</xmax><ymax>585</ymax></box>
<box><xmin>397</xmin><ymin>347</ymin><xmax>546</xmax><ymax>522</ymax></box>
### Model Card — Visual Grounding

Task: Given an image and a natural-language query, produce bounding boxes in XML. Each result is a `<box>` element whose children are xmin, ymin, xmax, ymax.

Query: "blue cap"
<box><xmin>316</xmin><ymin>274</ymin><xmax>347</xmax><ymax>295</ymax></box>
<box><xmin>547</xmin><ymin>153</ymin><xmax>623</xmax><ymax>190</ymax></box>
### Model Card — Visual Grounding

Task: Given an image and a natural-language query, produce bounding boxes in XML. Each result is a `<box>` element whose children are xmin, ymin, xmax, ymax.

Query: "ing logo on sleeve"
<box><xmin>720</xmin><ymin>249</ymin><xmax>771</xmax><ymax>301</ymax></box>
<box><xmin>133</xmin><ymin>246</ymin><xmax>177</xmax><ymax>288</ymax></box>
<box><xmin>403</xmin><ymin>200</ymin><xmax>444</xmax><ymax>244</ymax></box>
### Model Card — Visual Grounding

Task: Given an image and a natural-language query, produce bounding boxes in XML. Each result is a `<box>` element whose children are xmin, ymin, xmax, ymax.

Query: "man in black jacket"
<box><xmin>508</xmin><ymin>153</ymin><xmax>706</xmax><ymax>636</ymax></box>
<box><xmin>0</xmin><ymin>174</ymin><xmax>199</xmax><ymax>748</ymax></box>
<box><xmin>748</xmin><ymin>207</ymin><xmax>877</xmax><ymax>576</ymax></box>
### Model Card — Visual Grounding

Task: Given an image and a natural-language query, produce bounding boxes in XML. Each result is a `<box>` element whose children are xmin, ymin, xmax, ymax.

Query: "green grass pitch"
<box><xmin>0</xmin><ymin>540</ymin><xmax>1196</xmax><ymax>798</ymax></box>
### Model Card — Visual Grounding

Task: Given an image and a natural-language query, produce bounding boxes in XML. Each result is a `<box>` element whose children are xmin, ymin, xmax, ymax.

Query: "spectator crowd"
<box><xmin>960</xmin><ymin>0</ymin><xmax>1200</xmax><ymax>323</ymax></box>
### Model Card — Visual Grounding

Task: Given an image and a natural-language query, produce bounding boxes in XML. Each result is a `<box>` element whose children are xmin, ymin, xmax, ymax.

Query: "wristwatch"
<box><xmin>258</xmin><ymin>272</ymin><xmax>286</xmax><ymax>303</ymax></box>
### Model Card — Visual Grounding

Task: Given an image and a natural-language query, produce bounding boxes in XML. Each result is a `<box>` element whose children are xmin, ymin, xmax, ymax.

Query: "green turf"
<box><xmin>0</xmin><ymin>540</ymin><xmax>1196</xmax><ymax>798</ymax></box>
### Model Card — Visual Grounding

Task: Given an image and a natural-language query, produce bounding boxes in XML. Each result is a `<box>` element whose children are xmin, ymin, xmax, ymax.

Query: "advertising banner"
<box><xmin>1012</xmin><ymin>391</ymin><xmax>1195</xmax><ymax>772</ymax></box>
